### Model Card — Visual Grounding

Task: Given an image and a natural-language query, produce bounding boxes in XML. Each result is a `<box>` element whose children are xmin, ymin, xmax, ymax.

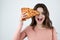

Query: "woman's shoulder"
<box><xmin>24</xmin><ymin>26</ymin><xmax>32</xmax><ymax>32</ymax></box>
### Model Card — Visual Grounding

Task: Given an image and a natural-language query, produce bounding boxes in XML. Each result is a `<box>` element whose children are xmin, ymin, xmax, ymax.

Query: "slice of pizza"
<box><xmin>21</xmin><ymin>8</ymin><xmax>40</xmax><ymax>21</ymax></box>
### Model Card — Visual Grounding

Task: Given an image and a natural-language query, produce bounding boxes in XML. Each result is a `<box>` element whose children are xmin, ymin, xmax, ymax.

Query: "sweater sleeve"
<box><xmin>53</xmin><ymin>28</ymin><xmax>57</xmax><ymax>40</ymax></box>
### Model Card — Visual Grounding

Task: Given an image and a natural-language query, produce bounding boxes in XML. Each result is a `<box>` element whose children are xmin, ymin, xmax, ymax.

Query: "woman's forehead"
<box><xmin>37</xmin><ymin>7</ymin><xmax>43</xmax><ymax>13</ymax></box>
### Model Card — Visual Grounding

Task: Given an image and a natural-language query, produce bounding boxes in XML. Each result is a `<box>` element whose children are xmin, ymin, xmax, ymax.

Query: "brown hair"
<box><xmin>30</xmin><ymin>3</ymin><xmax>53</xmax><ymax>30</ymax></box>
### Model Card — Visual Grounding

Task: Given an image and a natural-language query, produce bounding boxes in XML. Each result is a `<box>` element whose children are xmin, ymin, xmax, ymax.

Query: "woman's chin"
<box><xmin>37</xmin><ymin>21</ymin><xmax>43</xmax><ymax>25</ymax></box>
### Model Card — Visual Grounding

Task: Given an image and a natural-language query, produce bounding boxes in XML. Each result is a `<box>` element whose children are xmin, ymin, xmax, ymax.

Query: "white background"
<box><xmin>0</xmin><ymin>0</ymin><xmax>60</xmax><ymax>40</ymax></box>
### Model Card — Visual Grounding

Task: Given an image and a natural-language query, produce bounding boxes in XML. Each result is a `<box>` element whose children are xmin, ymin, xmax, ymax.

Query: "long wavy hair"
<box><xmin>30</xmin><ymin>3</ymin><xmax>53</xmax><ymax>30</ymax></box>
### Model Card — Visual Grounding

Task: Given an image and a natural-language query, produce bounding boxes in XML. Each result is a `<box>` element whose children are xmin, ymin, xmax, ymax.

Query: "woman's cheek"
<box><xmin>42</xmin><ymin>16</ymin><xmax>45</xmax><ymax>22</ymax></box>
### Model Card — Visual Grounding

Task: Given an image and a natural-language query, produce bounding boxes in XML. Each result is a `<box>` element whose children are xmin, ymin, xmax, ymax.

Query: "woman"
<box><xmin>13</xmin><ymin>3</ymin><xmax>57</xmax><ymax>40</ymax></box>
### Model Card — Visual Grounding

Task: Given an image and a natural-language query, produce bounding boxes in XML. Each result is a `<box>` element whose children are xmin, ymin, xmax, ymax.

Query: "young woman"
<box><xmin>13</xmin><ymin>3</ymin><xmax>57</xmax><ymax>40</ymax></box>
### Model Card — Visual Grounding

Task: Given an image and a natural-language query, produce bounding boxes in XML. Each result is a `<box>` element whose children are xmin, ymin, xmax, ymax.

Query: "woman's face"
<box><xmin>35</xmin><ymin>7</ymin><xmax>45</xmax><ymax>25</ymax></box>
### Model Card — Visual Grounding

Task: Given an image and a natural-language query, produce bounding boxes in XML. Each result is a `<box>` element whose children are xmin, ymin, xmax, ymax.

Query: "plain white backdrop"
<box><xmin>0</xmin><ymin>0</ymin><xmax>60</xmax><ymax>40</ymax></box>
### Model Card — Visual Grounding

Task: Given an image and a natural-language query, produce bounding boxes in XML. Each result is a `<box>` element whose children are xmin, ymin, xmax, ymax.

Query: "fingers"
<box><xmin>22</xmin><ymin>13</ymin><xmax>27</xmax><ymax>18</ymax></box>
<box><xmin>20</xmin><ymin>13</ymin><xmax>27</xmax><ymax>21</ymax></box>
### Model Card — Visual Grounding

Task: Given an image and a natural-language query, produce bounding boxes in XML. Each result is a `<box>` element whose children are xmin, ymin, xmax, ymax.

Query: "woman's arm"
<box><xmin>53</xmin><ymin>28</ymin><xmax>57</xmax><ymax>40</ymax></box>
<box><xmin>13</xmin><ymin>13</ymin><xmax>27</xmax><ymax>40</ymax></box>
<box><xmin>13</xmin><ymin>24</ymin><xmax>27</xmax><ymax>40</ymax></box>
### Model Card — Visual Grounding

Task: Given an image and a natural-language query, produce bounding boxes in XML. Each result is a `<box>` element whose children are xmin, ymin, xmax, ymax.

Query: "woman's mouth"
<box><xmin>37</xmin><ymin>18</ymin><xmax>43</xmax><ymax>22</ymax></box>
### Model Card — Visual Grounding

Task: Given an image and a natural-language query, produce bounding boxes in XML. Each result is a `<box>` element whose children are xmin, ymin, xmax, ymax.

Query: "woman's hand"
<box><xmin>20</xmin><ymin>13</ymin><xmax>27</xmax><ymax>26</ymax></box>
<box><xmin>18</xmin><ymin>13</ymin><xmax>27</xmax><ymax>31</ymax></box>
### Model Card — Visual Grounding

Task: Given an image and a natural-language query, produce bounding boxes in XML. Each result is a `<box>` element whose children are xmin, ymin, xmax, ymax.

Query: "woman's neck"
<box><xmin>36</xmin><ymin>24</ymin><xmax>44</xmax><ymax>29</ymax></box>
<box><xmin>36</xmin><ymin>24</ymin><xmax>43</xmax><ymax>28</ymax></box>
